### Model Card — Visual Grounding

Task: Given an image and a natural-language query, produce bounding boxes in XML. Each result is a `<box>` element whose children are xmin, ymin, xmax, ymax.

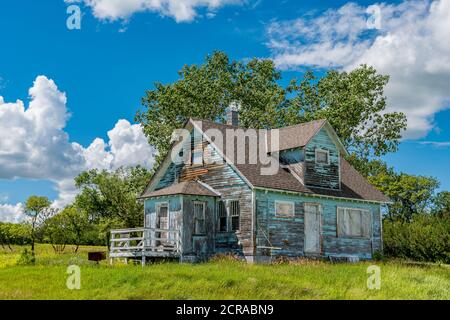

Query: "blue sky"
<box><xmin>0</xmin><ymin>0</ymin><xmax>449</xmax><ymax>221</ymax></box>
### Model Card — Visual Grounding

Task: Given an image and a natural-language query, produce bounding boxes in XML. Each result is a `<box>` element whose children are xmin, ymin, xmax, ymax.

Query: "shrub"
<box><xmin>383</xmin><ymin>214</ymin><xmax>450</xmax><ymax>263</ymax></box>
<box><xmin>16</xmin><ymin>248</ymin><xmax>36</xmax><ymax>265</ymax></box>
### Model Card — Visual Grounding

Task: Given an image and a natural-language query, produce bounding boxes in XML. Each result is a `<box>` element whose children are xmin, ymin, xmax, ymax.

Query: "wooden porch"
<box><xmin>109</xmin><ymin>227</ymin><xmax>181</xmax><ymax>265</ymax></box>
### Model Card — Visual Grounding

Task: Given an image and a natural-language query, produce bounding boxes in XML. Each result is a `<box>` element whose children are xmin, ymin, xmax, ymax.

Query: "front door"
<box><xmin>304</xmin><ymin>204</ymin><xmax>321</xmax><ymax>254</ymax></box>
<box><xmin>156</xmin><ymin>203</ymin><xmax>169</xmax><ymax>245</ymax></box>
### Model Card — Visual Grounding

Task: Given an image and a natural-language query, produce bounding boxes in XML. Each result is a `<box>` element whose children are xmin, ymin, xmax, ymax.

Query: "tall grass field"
<box><xmin>0</xmin><ymin>244</ymin><xmax>448</xmax><ymax>300</ymax></box>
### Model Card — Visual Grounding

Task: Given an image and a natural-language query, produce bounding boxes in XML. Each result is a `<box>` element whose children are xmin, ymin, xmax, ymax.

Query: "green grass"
<box><xmin>0</xmin><ymin>244</ymin><xmax>448</xmax><ymax>300</ymax></box>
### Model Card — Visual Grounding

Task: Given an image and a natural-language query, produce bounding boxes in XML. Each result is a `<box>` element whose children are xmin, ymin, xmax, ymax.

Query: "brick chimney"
<box><xmin>227</xmin><ymin>101</ymin><xmax>240</xmax><ymax>126</ymax></box>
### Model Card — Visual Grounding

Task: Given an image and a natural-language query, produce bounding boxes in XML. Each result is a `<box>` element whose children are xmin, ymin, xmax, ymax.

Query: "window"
<box><xmin>217</xmin><ymin>200</ymin><xmax>240</xmax><ymax>232</ymax></box>
<box><xmin>315</xmin><ymin>148</ymin><xmax>329</xmax><ymax>165</ymax></box>
<box><xmin>230</xmin><ymin>200</ymin><xmax>240</xmax><ymax>231</ymax></box>
<box><xmin>275</xmin><ymin>201</ymin><xmax>295</xmax><ymax>217</ymax></box>
<box><xmin>193</xmin><ymin>202</ymin><xmax>206</xmax><ymax>235</ymax></box>
<box><xmin>337</xmin><ymin>207</ymin><xmax>371</xmax><ymax>238</ymax></box>
<box><xmin>192</xmin><ymin>151</ymin><xmax>203</xmax><ymax>165</ymax></box>
<box><xmin>218</xmin><ymin>201</ymin><xmax>227</xmax><ymax>232</ymax></box>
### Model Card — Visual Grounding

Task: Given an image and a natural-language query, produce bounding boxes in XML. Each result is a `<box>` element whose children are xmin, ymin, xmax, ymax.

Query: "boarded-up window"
<box><xmin>194</xmin><ymin>202</ymin><xmax>206</xmax><ymax>235</ymax></box>
<box><xmin>230</xmin><ymin>200</ymin><xmax>240</xmax><ymax>231</ymax></box>
<box><xmin>275</xmin><ymin>201</ymin><xmax>294</xmax><ymax>217</ymax></box>
<box><xmin>337</xmin><ymin>208</ymin><xmax>371</xmax><ymax>238</ymax></box>
<box><xmin>315</xmin><ymin>149</ymin><xmax>329</xmax><ymax>164</ymax></box>
<box><xmin>218</xmin><ymin>201</ymin><xmax>227</xmax><ymax>232</ymax></box>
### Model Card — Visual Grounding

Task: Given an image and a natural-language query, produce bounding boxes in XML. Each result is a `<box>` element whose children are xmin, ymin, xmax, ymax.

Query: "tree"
<box><xmin>42</xmin><ymin>213</ymin><xmax>70</xmax><ymax>253</ymax></box>
<box><xmin>0</xmin><ymin>223</ymin><xmax>32</xmax><ymax>250</ymax></box>
<box><xmin>60</xmin><ymin>206</ymin><xmax>93</xmax><ymax>252</ymax></box>
<box><xmin>136</xmin><ymin>51</ymin><xmax>288</xmax><ymax>164</ymax></box>
<box><xmin>24</xmin><ymin>196</ymin><xmax>52</xmax><ymax>256</ymax></box>
<box><xmin>433</xmin><ymin>191</ymin><xmax>450</xmax><ymax>216</ymax></box>
<box><xmin>287</xmin><ymin>66</ymin><xmax>407</xmax><ymax>159</ymax></box>
<box><xmin>368</xmin><ymin>170</ymin><xmax>440</xmax><ymax>221</ymax></box>
<box><xmin>136</xmin><ymin>51</ymin><xmax>406</xmax><ymax>167</ymax></box>
<box><xmin>74</xmin><ymin>166</ymin><xmax>152</xmax><ymax>246</ymax></box>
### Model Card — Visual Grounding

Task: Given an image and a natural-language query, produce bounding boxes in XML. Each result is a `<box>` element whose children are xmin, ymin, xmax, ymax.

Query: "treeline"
<box><xmin>1</xmin><ymin>166</ymin><xmax>151</xmax><ymax>256</ymax></box>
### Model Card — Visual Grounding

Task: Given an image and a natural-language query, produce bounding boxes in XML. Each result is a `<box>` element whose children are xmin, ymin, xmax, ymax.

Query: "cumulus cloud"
<box><xmin>0</xmin><ymin>203</ymin><xmax>25</xmax><ymax>223</ymax></box>
<box><xmin>0</xmin><ymin>76</ymin><xmax>156</xmax><ymax>221</ymax></box>
<box><xmin>66</xmin><ymin>0</ymin><xmax>244</xmax><ymax>23</ymax></box>
<box><xmin>266</xmin><ymin>0</ymin><xmax>450</xmax><ymax>139</ymax></box>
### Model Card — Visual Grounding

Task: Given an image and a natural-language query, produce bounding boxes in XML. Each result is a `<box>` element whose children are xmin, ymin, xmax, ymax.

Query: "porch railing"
<box><xmin>110</xmin><ymin>227</ymin><xmax>181</xmax><ymax>258</ymax></box>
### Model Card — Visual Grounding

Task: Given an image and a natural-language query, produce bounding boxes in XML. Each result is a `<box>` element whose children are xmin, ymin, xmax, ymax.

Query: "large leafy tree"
<box><xmin>367</xmin><ymin>165</ymin><xmax>440</xmax><ymax>221</ymax></box>
<box><xmin>137</xmin><ymin>51</ymin><xmax>406</xmax><ymax>166</ymax></box>
<box><xmin>286</xmin><ymin>66</ymin><xmax>407</xmax><ymax>159</ymax></box>
<box><xmin>74</xmin><ymin>166</ymin><xmax>152</xmax><ymax>240</ymax></box>
<box><xmin>136</xmin><ymin>51</ymin><xmax>288</xmax><ymax>164</ymax></box>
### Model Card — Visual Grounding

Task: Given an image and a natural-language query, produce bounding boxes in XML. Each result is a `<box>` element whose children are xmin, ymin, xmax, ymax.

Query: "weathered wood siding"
<box><xmin>255</xmin><ymin>190</ymin><xmax>382</xmax><ymax>259</ymax></box>
<box><xmin>304</xmin><ymin>128</ymin><xmax>340</xmax><ymax>190</ymax></box>
<box><xmin>151</xmin><ymin>127</ymin><xmax>253</xmax><ymax>258</ymax></box>
<box><xmin>144</xmin><ymin>196</ymin><xmax>183</xmax><ymax>248</ymax></box>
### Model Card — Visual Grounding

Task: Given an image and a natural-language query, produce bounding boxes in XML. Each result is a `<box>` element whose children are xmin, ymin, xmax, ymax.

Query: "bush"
<box><xmin>383</xmin><ymin>214</ymin><xmax>450</xmax><ymax>263</ymax></box>
<box><xmin>16</xmin><ymin>248</ymin><xmax>36</xmax><ymax>265</ymax></box>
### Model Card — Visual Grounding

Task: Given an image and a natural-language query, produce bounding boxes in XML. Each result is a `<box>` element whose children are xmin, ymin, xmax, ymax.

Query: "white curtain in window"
<box><xmin>338</xmin><ymin>208</ymin><xmax>371</xmax><ymax>237</ymax></box>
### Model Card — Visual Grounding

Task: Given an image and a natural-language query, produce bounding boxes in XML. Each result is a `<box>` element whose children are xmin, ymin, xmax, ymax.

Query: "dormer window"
<box><xmin>315</xmin><ymin>148</ymin><xmax>329</xmax><ymax>165</ymax></box>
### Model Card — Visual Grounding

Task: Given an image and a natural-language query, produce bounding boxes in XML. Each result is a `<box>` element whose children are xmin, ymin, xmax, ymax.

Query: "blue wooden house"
<box><xmin>109</xmin><ymin>112</ymin><xmax>389</xmax><ymax>264</ymax></box>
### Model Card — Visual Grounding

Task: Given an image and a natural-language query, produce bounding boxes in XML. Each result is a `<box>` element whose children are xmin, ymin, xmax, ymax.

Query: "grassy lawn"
<box><xmin>0</xmin><ymin>244</ymin><xmax>448</xmax><ymax>300</ymax></box>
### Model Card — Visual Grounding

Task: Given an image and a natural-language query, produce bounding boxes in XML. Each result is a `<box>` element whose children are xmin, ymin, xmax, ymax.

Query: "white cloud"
<box><xmin>66</xmin><ymin>0</ymin><xmax>244</xmax><ymax>23</ymax></box>
<box><xmin>0</xmin><ymin>76</ymin><xmax>156</xmax><ymax>221</ymax></box>
<box><xmin>419</xmin><ymin>141</ymin><xmax>450</xmax><ymax>148</ymax></box>
<box><xmin>0</xmin><ymin>203</ymin><xmax>25</xmax><ymax>223</ymax></box>
<box><xmin>266</xmin><ymin>0</ymin><xmax>450</xmax><ymax>139</ymax></box>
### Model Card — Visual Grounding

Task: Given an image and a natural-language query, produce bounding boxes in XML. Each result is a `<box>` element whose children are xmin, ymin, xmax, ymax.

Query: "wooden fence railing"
<box><xmin>110</xmin><ymin>227</ymin><xmax>181</xmax><ymax>259</ymax></box>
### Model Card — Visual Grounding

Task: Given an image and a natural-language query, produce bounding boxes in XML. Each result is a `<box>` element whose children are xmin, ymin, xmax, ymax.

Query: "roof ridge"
<box><xmin>190</xmin><ymin>118</ymin><xmax>245</xmax><ymax>129</ymax></box>
<box><xmin>275</xmin><ymin>118</ymin><xmax>327</xmax><ymax>130</ymax></box>
<box><xmin>191</xmin><ymin>118</ymin><xmax>327</xmax><ymax>131</ymax></box>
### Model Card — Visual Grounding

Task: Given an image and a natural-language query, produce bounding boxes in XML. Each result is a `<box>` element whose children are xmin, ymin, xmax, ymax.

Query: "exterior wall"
<box><xmin>150</xmin><ymin>126</ymin><xmax>253</xmax><ymax>258</ymax></box>
<box><xmin>144</xmin><ymin>196</ymin><xmax>182</xmax><ymax>230</ymax></box>
<box><xmin>304</xmin><ymin>127</ymin><xmax>340</xmax><ymax>190</ymax></box>
<box><xmin>255</xmin><ymin>190</ymin><xmax>382</xmax><ymax>260</ymax></box>
<box><xmin>143</xmin><ymin>195</ymin><xmax>183</xmax><ymax>249</ymax></box>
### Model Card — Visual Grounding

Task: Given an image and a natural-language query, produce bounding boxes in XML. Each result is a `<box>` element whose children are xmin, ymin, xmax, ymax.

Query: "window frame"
<box><xmin>315</xmin><ymin>148</ymin><xmax>330</xmax><ymax>165</ymax></box>
<box><xmin>217</xmin><ymin>199</ymin><xmax>240</xmax><ymax>232</ymax></box>
<box><xmin>229</xmin><ymin>200</ymin><xmax>240</xmax><ymax>231</ymax></box>
<box><xmin>193</xmin><ymin>201</ymin><xmax>206</xmax><ymax>235</ymax></box>
<box><xmin>275</xmin><ymin>200</ymin><xmax>295</xmax><ymax>218</ymax></box>
<box><xmin>155</xmin><ymin>202</ymin><xmax>169</xmax><ymax>229</ymax></box>
<box><xmin>217</xmin><ymin>200</ymin><xmax>228</xmax><ymax>232</ymax></box>
<box><xmin>336</xmin><ymin>207</ymin><xmax>372</xmax><ymax>239</ymax></box>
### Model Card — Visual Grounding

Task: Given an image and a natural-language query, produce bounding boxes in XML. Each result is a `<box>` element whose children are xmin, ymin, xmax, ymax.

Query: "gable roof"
<box><xmin>194</xmin><ymin>119</ymin><xmax>389</xmax><ymax>203</ymax></box>
<box><xmin>141</xmin><ymin>118</ymin><xmax>390</xmax><ymax>203</ymax></box>
<box><xmin>140</xmin><ymin>180</ymin><xmax>220</xmax><ymax>199</ymax></box>
<box><xmin>266</xmin><ymin>119</ymin><xmax>348</xmax><ymax>155</ymax></box>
